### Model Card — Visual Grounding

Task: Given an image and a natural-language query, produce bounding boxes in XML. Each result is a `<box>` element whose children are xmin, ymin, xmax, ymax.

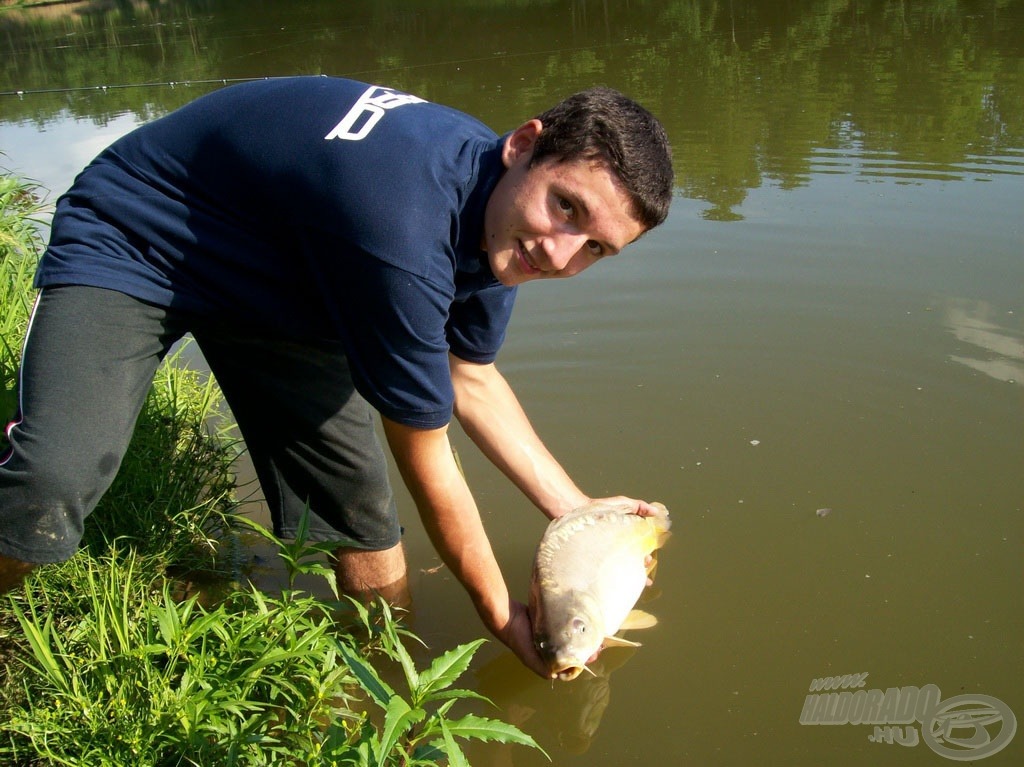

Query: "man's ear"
<box><xmin>501</xmin><ymin>119</ymin><xmax>543</xmax><ymax>168</ymax></box>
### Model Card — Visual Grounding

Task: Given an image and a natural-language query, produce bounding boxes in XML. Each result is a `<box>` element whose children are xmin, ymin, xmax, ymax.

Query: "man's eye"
<box><xmin>586</xmin><ymin>240</ymin><xmax>603</xmax><ymax>256</ymax></box>
<box><xmin>557</xmin><ymin>196</ymin><xmax>574</xmax><ymax>218</ymax></box>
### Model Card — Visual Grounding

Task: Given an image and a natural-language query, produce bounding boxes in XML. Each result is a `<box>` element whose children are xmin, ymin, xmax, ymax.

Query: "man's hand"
<box><xmin>485</xmin><ymin>597</ymin><xmax>552</xmax><ymax>679</ymax></box>
<box><xmin>585</xmin><ymin>495</ymin><xmax>665</xmax><ymax>582</ymax></box>
<box><xmin>583</xmin><ymin>495</ymin><xmax>662</xmax><ymax>517</ymax></box>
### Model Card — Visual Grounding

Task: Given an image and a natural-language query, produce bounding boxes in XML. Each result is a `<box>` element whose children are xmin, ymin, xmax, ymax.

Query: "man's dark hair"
<box><xmin>531</xmin><ymin>87</ymin><xmax>674</xmax><ymax>231</ymax></box>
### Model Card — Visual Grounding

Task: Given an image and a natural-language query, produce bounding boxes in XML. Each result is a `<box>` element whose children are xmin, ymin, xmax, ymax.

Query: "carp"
<box><xmin>529</xmin><ymin>499</ymin><xmax>671</xmax><ymax>681</ymax></box>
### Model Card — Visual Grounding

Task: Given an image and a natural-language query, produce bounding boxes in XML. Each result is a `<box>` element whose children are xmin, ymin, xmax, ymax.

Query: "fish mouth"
<box><xmin>550</xmin><ymin>664</ymin><xmax>596</xmax><ymax>682</ymax></box>
<box><xmin>534</xmin><ymin>640</ymin><xmax>588</xmax><ymax>681</ymax></box>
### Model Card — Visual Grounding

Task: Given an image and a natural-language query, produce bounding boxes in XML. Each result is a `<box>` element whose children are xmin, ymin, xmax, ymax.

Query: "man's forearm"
<box><xmin>449</xmin><ymin>355</ymin><xmax>588</xmax><ymax>519</ymax></box>
<box><xmin>381</xmin><ymin>417</ymin><xmax>511</xmax><ymax>628</ymax></box>
<box><xmin>381</xmin><ymin>415</ymin><xmax>556</xmax><ymax>678</ymax></box>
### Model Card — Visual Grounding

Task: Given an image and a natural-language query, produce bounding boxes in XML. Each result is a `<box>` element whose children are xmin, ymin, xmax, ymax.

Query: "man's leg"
<box><xmin>0</xmin><ymin>554</ymin><xmax>35</xmax><ymax>594</ymax></box>
<box><xmin>332</xmin><ymin>542</ymin><xmax>409</xmax><ymax>604</ymax></box>
<box><xmin>0</xmin><ymin>286</ymin><xmax>183</xmax><ymax>590</ymax></box>
<box><xmin>194</xmin><ymin>329</ymin><xmax>408</xmax><ymax>601</ymax></box>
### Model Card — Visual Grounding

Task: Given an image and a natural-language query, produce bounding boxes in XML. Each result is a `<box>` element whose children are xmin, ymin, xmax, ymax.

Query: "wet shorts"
<box><xmin>0</xmin><ymin>285</ymin><xmax>400</xmax><ymax>564</ymax></box>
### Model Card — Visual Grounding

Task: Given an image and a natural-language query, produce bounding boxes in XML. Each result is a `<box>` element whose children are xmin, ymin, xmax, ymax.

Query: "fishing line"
<box><xmin>1</xmin><ymin>34</ymin><xmax>664</xmax><ymax>99</ymax></box>
<box><xmin>1</xmin><ymin>77</ymin><xmax>268</xmax><ymax>99</ymax></box>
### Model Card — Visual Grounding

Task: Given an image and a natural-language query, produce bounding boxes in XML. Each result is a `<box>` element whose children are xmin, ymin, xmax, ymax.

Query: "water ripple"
<box><xmin>809</xmin><ymin>146</ymin><xmax>1024</xmax><ymax>184</ymax></box>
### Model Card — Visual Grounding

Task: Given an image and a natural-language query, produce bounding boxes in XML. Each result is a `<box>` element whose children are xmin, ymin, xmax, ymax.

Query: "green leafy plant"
<box><xmin>234</xmin><ymin>508</ymin><xmax>341</xmax><ymax>597</ymax></box>
<box><xmin>326</xmin><ymin>599</ymin><xmax>549</xmax><ymax>766</ymax></box>
<box><xmin>2</xmin><ymin>547</ymin><xmax>361</xmax><ymax>766</ymax></box>
<box><xmin>231</xmin><ymin>519</ymin><xmax>550</xmax><ymax>765</ymax></box>
<box><xmin>2</xmin><ymin>544</ymin><xmax>548</xmax><ymax>766</ymax></box>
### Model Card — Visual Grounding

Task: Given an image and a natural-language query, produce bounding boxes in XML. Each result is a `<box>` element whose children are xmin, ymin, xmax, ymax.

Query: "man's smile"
<box><xmin>517</xmin><ymin>240</ymin><xmax>542</xmax><ymax>275</ymax></box>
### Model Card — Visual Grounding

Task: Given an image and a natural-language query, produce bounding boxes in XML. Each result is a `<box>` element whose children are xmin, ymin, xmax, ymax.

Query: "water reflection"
<box><xmin>474</xmin><ymin>646</ymin><xmax>637</xmax><ymax>761</ymax></box>
<box><xmin>3</xmin><ymin>0</ymin><xmax>1023</xmax><ymax>222</ymax></box>
<box><xmin>810</xmin><ymin>144</ymin><xmax>1024</xmax><ymax>184</ymax></box>
<box><xmin>945</xmin><ymin>298</ymin><xmax>1023</xmax><ymax>385</ymax></box>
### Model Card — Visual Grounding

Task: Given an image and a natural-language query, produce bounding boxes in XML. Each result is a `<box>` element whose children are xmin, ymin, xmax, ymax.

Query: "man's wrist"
<box><xmin>547</xmin><ymin>490</ymin><xmax>591</xmax><ymax>519</ymax></box>
<box><xmin>472</xmin><ymin>588</ymin><xmax>512</xmax><ymax>637</ymax></box>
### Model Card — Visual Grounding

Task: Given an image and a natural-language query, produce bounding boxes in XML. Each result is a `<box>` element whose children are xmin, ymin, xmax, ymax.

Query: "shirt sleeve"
<box><xmin>327</xmin><ymin>258</ymin><xmax>456</xmax><ymax>430</ymax></box>
<box><xmin>446</xmin><ymin>282</ymin><xmax>518</xmax><ymax>363</ymax></box>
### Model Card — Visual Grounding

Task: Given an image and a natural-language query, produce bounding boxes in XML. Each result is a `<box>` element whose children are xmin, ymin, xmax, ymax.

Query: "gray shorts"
<box><xmin>0</xmin><ymin>285</ymin><xmax>400</xmax><ymax>564</ymax></box>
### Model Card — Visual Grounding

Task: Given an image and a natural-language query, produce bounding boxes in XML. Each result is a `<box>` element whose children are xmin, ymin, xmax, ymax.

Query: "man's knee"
<box><xmin>0</xmin><ymin>553</ymin><xmax>36</xmax><ymax>594</ymax></box>
<box><xmin>0</xmin><ymin>452</ymin><xmax>99</xmax><ymax>563</ymax></box>
<box><xmin>332</xmin><ymin>542</ymin><xmax>409</xmax><ymax>606</ymax></box>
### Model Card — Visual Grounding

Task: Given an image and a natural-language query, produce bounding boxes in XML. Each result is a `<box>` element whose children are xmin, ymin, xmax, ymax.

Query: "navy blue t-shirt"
<box><xmin>37</xmin><ymin>76</ymin><xmax>517</xmax><ymax>429</ymax></box>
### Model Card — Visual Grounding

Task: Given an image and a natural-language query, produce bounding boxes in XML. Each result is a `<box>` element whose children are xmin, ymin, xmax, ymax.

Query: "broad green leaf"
<box><xmin>375</xmin><ymin>695</ymin><xmax>426</xmax><ymax>763</ymax></box>
<box><xmin>427</xmin><ymin>688</ymin><xmax>492</xmax><ymax>706</ymax></box>
<box><xmin>415</xmin><ymin>639</ymin><xmax>486</xmax><ymax>702</ymax></box>
<box><xmin>444</xmin><ymin>713</ymin><xmax>549</xmax><ymax>758</ymax></box>
<box><xmin>439</xmin><ymin>718</ymin><xmax>471</xmax><ymax>767</ymax></box>
<box><xmin>336</xmin><ymin>639</ymin><xmax>397</xmax><ymax>708</ymax></box>
<box><xmin>410</xmin><ymin>741</ymin><xmax>447</xmax><ymax>763</ymax></box>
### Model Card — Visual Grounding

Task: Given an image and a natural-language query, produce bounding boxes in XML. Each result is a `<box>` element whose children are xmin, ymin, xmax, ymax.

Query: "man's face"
<box><xmin>483</xmin><ymin>119</ymin><xmax>646</xmax><ymax>287</ymax></box>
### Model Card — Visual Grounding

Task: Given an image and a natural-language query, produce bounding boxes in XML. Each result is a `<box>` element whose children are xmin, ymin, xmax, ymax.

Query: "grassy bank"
<box><xmin>0</xmin><ymin>172</ymin><xmax>543</xmax><ymax>765</ymax></box>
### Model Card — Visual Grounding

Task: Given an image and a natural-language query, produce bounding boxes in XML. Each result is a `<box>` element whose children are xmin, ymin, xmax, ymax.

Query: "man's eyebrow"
<box><xmin>567</xmin><ymin>189</ymin><xmax>591</xmax><ymax>222</ymax></box>
<box><xmin>552</xmin><ymin>181</ymin><xmax>589</xmax><ymax>221</ymax></box>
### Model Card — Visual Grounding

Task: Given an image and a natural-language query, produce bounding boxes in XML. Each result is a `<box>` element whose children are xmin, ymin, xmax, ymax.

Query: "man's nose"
<box><xmin>540</xmin><ymin>231</ymin><xmax>587</xmax><ymax>270</ymax></box>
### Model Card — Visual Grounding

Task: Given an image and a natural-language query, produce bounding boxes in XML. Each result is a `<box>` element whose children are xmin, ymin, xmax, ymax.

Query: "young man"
<box><xmin>0</xmin><ymin>76</ymin><xmax>673</xmax><ymax>677</ymax></box>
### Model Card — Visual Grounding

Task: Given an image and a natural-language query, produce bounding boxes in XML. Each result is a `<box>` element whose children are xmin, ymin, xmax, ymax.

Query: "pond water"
<box><xmin>2</xmin><ymin>1</ymin><xmax>1022</xmax><ymax>765</ymax></box>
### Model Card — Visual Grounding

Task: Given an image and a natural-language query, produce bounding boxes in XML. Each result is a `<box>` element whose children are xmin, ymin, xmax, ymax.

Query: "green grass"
<box><xmin>0</xmin><ymin>170</ymin><xmax>546</xmax><ymax>765</ymax></box>
<box><xmin>0</xmin><ymin>171</ymin><xmax>46</xmax><ymax>426</ymax></box>
<box><xmin>4</xmin><ymin>547</ymin><xmax>360</xmax><ymax>766</ymax></box>
<box><xmin>3</xmin><ymin>549</ymin><xmax>545</xmax><ymax>766</ymax></box>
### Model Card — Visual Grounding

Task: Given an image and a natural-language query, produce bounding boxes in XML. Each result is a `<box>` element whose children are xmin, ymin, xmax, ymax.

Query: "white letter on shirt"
<box><xmin>325</xmin><ymin>85</ymin><xmax>426</xmax><ymax>141</ymax></box>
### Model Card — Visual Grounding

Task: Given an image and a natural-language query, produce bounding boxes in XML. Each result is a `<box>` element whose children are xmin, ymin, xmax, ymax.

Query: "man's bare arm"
<box><xmin>380</xmin><ymin>416</ymin><xmax>549</xmax><ymax>676</ymax></box>
<box><xmin>450</xmin><ymin>354</ymin><xmax>663</xmax><ymax>519</ymax></box>
<box><xmin>449</xmin><ymin>354</ymin><xmax>589</xmax><ymax>519</ymax></box>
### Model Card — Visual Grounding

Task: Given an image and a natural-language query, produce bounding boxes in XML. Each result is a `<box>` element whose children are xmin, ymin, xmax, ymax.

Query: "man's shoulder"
<box><xmin>216</xmin><ymin>76</ymin><xmax>496</xmax><ymax>146</ymax></box>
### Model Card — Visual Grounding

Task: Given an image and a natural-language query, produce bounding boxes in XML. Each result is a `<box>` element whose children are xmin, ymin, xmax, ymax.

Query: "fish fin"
<box><xmin>619</xmin><ymin>609</ymin><xmax>658</xmax><ymax>631</ymax></box>
<box><xmin>645</xmin><ymin>552</ymin><xmax>660</xmax><ymax>578</ymax></box>
<box><xmin>602</xmin><ymin>635</ymin><xmax>642</xmax><ymax>649</ymax></box>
